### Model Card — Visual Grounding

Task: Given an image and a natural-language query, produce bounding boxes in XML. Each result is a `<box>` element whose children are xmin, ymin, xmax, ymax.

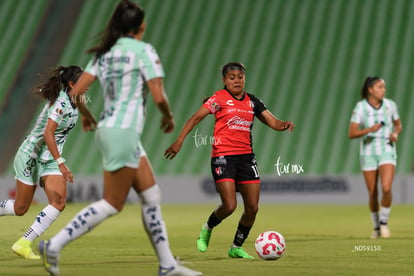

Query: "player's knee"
<box><xmin>222</xmin><ymin>201</ymin><xmax>237</xmax><ymax>215</ymax></box>
<box><xmin>13</xmin><ymin>204</ymin><xmax>30</xmax><ymax>216</ymax></box>
<box><xmin>139</xmin><ymin>184</ymin><xmax>161</xmax><ymax>205</ymax></box>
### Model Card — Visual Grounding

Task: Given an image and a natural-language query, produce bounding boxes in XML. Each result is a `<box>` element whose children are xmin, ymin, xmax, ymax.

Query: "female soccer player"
<box><xmin>39</xmin><ymin>1</ymin><xmax>201</xmax><ymax>276</ymax></box>
<box><xmin>165</xmin><ymin>62</ymin><xmax>294</xmax><ymax>258</ymax></box>
<box><xmin>0</xmin><ymin>65</ymin><xmax>96</xmax><ymax>260</ymax></box>
<box><xmin>349</xmin><ymin>76</ymin><xmax>402</xmax><ymax>239</ymax></box>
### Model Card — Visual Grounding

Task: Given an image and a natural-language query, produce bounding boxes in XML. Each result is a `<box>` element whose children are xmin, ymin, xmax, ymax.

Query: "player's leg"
<box><xmin>378</xmin><ymin>163</ymin><xmax>395</xmax><ymax>238</ymax></box>
<box><xmin>133</xmin><ymin>155</ymin><xmax>202</xmax><ymax>276</ymax></box>
<box><xmin>39</xmin><ymin>168</ymin><xmax>130</xmax><ymax>276</ymax></box>
<box><xmin>1</xmin><ymin>151</ymin><xmax>38</xmax><ymax>217</ymax></box>
<box><xmin>227</xmin><ymin>183</ymin><xmax>259</xmax><ymax>259</ymax></box>
<box><xmin>362</xmin><ymin>170</ymin><xmax>380</xmax><ymax>238</ymax></box>
<box><xmin>196</xmin><ymin>180</ymin><xmax>237</xmax><ymax>254</ymax></box>
<box><xmin>7</xmin><ymin>180</ymin><xmax>39</xmax><ymax>259</ymax></box>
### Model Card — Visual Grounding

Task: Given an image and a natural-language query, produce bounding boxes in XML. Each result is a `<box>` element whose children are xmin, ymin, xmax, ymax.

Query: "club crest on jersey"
<box><xmin>215</xmin><ymin>166</ymin><xmax>224</xmax><ymax>176</ymax></box>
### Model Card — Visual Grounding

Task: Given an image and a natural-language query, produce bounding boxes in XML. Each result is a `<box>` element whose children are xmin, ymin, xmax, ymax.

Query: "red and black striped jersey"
<box><xmin>203</xmin><ymin>89</ymin><xmax>267</xmax><ymax>157</ymax></box>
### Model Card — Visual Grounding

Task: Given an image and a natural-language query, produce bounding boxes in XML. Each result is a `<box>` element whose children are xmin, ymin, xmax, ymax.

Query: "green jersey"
<box><xmin>350</xmin><ymin>98</ymin><xmax>399</xmax><ymax>156</ymax></box>
<box><xmin>19</xmin><ymin>91</ymin><xmax>78</xmax><ymax>161</ymax></box>
<box><xmin>85</xmin><ymin>37</ymin><xmax>165</xmax><ymax>134</ymax></box>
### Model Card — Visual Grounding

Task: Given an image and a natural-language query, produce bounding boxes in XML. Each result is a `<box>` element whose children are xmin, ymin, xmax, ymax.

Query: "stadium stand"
<box><xmin>1</xmin><ymin>0</ymin><xmax>413</xmax><ymax>176</ymax></box>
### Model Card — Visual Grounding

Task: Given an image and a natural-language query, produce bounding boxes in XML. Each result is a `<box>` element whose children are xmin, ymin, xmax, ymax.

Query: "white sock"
<box><xmin>370</xmin><ymin>212</ymin><xmax>380</xmax><ymax>229</ymax></box>
<box><xmin>24</xmin><ymin>205</ymin><xmax>60</xmax><ymax>242</ymax></box>
<box><xmin>140</xmin><ymin>185</ymin><xmax>176</xmax><ymax>268</ymax></box>
<box><xmin>379</xmin><ymin>206</ymin><xmax>391</xmax><ymax>224</ymax></box>
<box><xmin>0</xmin><ymin>199</ymin><xmax>16</xmax><ymax>215</ymax></box>
<box><xmin>49</xmin><ymin>199</ymin><xmax>117</xmax><ymax>252</ymax></box>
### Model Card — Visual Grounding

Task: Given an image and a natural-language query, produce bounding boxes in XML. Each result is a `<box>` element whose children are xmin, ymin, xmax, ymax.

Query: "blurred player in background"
<box><xmin>0</xmin><ymin>65</ymin><xmax>96</xmax><ymax>260</ymax></box>
<box><xmin>349</xmin><ymin>76</ymin><xmax>402</xmax><ymax>239</ymax></box>
<box><xmin>39</xmin><ymin>1</ymin><xmax>201</xmax><ymax>276</ymax></box>
<box><xmin>165</xmin><ymin>62</ymin><xmax>294</xmax><ymax>259</ymax></box>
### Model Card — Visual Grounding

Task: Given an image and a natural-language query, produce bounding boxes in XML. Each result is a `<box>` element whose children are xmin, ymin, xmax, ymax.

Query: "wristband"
<box><xmin>56</xmin><ymin>157</ymin><xmax>66</xmax><ymax>165</ymax></box>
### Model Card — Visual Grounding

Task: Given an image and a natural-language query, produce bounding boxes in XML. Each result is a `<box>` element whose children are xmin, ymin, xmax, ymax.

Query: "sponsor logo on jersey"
<box><xmin>226</xmin><ymin>100</ymin><xmax>234</xmax><ymax>106</ymax></box>
<box><xmin>226</xmin><ymin>116</ymin><xmax>252</xmax><ymax>131</ymax></box>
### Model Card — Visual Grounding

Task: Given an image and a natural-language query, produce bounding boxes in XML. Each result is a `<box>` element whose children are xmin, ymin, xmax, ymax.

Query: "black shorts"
<box><xmin>211</xmin><ymin>153</ymin><xmax>260</xmax><ymax>184</ymax></box>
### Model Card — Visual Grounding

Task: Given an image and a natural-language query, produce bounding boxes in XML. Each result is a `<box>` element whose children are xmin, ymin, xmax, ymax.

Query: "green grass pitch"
<box><xmin>1</xmin><ymin>203</ymin><xmax>414</xmax><ymax>275</ymax></box>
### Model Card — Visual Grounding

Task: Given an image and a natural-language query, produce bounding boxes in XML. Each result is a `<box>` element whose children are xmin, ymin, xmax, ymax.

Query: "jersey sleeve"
<box><xmin>350</xmin><ymin>102</ymin><xmax>363</xmax><ymax>124</ymax></box>
<box><xmin>140</xmin><ymin>43</ymin><xmax>165</xmax><ymax>81</ymax></box>
<box><xmin>84</xmin><ymin>58</ymin><xmax>98</xmax><ymax>77</ymax></box>
<box><xmin>249</xmin><ymin>94</ymin><xmax>267</xmax><ymax>116</ymax></box>
<box><xmin>48</xmin><ymin>94</ymin><xmax>67</xmax><ymax>125</ymax></box>
<box><xmin>202</xmin><ymin>93</ymin><xmax>221</xmax><ymax>114</ymax></box>
<box><xmin>390</xmin><ymin>100</ymin><xmax>400</xmax><ymax>121</ymax></box>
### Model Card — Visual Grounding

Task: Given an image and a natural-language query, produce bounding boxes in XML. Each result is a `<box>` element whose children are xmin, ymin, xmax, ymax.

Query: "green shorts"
<box><xmin>360</xmin><ymin>153</ymin><xmax>396</xmax><ymax>171</ymax></box>
<box><xmin>95</xmin><ymin>128</ymin><xmax>144</xmax><ymax>172</ymax></box>
<box><xmin>14</xmin><ymin>150</ymin><xmax>61</xmax><ymax>186</ymax></box>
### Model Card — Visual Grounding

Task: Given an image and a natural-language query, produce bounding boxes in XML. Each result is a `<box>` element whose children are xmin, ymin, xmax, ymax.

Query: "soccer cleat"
<box><xmin>370</xmin><ymin>229</ymin><xmax>380</xmax><ymax>239</ymax></box>
<box><xmin>158</xmin><ymin>264</ymin><xmax>203</xmax><ymax>276</ymax></box>
<box><xmin>196</xmin><ymin>226</ymin><xmax>212</xmax><ymax>252</ymax></box>
<box><xmin>380</xmin><ymin>224</ymin><xmax>391</xmax><ymax>238</ymax></box>
<box><xmin>38</xmin><ymin>240</ymin><xmax>60</xmax><ymax>276</ymax></box>
<box><xmin>11</xmin><ymin>237</ymin><xmax>40</xmax><ymax>260</ymax></box>
<box><xmin>228</xmin><ymin>247</ymin><xmax>254</xmax><ymax>259</ymax></box>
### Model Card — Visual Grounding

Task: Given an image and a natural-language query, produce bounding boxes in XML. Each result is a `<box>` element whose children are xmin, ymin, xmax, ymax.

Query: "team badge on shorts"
<box><xmin>23</xmin><ymin>167</ymin><xmax>32</xmax><ymax>177</ymax></box>
<box><xmin>215</xmin><ymin>167</ymin><xmax>224</xmax><ymax>176</ymax></box>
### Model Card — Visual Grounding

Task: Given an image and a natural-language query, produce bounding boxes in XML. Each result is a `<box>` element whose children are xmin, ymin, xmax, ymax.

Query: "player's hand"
<box><xmin>389</xmin><ymin>132</ymin><xmax>399</xmax><ymax>142</ymax></box>
<box><xmin>82</xmin><ymin>115</ymin><xmax>97</xmax><ymax>132</ymax></box>
<box><xmin>58</xmin><ymin>163</ymin><xmax>73</xmax><ymax>183</ymax></box>
<box><xmin>369</xmin><ymin>123</ymin><xmax>383</xmax><ymax>133</ymax></box>
<box><xmin>161</xmin><ymin>115</ymin><xmax>175</xmax><ymax>133</ymax></box>
<box><xmin>283</xmin><ymin>121</ymin><xmax>294</xmax><ymax>133</ymax></box>
<box><xmin>164</xmin><ymin>141</ymin><xmax>182</xmax><ymax>160</ymax></box>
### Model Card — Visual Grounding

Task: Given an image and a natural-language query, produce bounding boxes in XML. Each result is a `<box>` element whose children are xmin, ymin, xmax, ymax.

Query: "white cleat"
<box><xmin>370</xmin><ymin>229</ymin><xmax>380</xmax><ymax>239</ymax></box>
<box><xmin>380</xmin><ymin>224</ymin><xmax>391</xmax><ymax>238</ymax></box>
<box><xmin>159</xmin><ymin>264</ymin><xmax>203</xmax><ymax>276</ymax></box>
<box><xmin>38</xmin><ymin>240</ymin><xmax>60</xmax><ymax>276</ymax></box>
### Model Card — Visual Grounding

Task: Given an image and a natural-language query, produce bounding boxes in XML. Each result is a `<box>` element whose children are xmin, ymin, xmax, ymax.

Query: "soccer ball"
<box><xmin>255</xmin><ymin>231</ymin><xmax>286</xmax><ymax>260</ymax></box>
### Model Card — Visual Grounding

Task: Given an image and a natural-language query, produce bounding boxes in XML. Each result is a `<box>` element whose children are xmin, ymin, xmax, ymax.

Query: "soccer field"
<box><xmin>1</xmin><ymin>203</ymin><xmax>414</xmax><ymax>275</ymax></box>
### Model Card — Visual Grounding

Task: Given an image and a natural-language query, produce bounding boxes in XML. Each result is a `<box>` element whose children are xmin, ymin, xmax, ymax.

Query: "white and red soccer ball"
<box><xmin>255</xmin><ymin>230</ymin><xmax>286</xmax><ymax>260</ymax></box>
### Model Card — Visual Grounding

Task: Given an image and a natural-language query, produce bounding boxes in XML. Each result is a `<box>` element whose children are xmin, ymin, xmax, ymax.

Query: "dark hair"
<box><xmin>33</xmin><ymin>65</ymin><xmax>83</xmax><ymax>104</ymax></box>
<box><xmin>88</xmin><ymin>0</ymin><xmax>145</xmax><ymax>61</ymax></box>
<box><xmin>360</xmin><ymin>76</ymin><xmax>383</xmax><ymax>99</ymax></box>
<box><xmin>221</xmin><ymin>62</ymin><xmax>246</xmax><ymax>77</ymax></box>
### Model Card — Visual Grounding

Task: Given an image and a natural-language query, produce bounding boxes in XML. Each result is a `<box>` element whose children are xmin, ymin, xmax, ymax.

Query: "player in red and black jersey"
<box><xmin>165</xmin><ymin>62</ymin><xmax>294</xmax><ymax>259</ymax></box>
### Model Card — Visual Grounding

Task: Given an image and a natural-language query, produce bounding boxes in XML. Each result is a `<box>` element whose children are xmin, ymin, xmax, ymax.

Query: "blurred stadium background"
<box><xmin>0</xmin><ymin>0</ymin><xmax>413</xmax><ymax>203</ymax></box>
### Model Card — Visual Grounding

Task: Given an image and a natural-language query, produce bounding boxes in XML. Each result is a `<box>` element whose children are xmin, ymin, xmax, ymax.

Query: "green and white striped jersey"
<box><xmin>85</xmin><ymin>37</ymin><xmax>164</xmax><ymax>134</ymax></box>
<box><xmin>350</xmin><ymin>98</ymin><xmax>399</xmax><ymax>156</ymax></box>
<box><xmin>19</xmin><ymin>91</ymin><xmax>78</xmax><ymax>161</ymax></box>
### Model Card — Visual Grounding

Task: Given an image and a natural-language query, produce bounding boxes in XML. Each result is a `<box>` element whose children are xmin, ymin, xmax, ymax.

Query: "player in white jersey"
<box><xmin>0</xmin><ymin>66</ymin><xmax>96</xmax><ymax>260</ymax></box>
<box><xmin>39</xmin><ymin>1</ymin><xmax>202</xmax><ymax>276</ymax></box>
<box><xmin>349</xmin><ymin>76</ymin><xmax>402</xmax><ymax>239</ymax></box>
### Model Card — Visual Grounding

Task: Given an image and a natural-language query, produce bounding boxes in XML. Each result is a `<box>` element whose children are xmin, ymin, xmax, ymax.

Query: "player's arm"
<box><xmin>44</xmin><ymin>119</ymin><xmax>73</xmax><ymax>183</ymax></box>
<box><xmin>348</xmin><ymin>122</ymin><xmax>383</xmax><ymax>139</ymax></box>
<box><xmin>257</xmin><ymin>110</ymin><xmax>294</xmax><ymax>132</ymax></box>
<box><xmin>147</xmin><ymin>77</ymin><xmax>174</xmax><ymax>133</ymax></box>
<box><xmin>69</xmin><ymin>72</ymin><xmax>96</xmax><ymax>96</ymax></box>
<box><xmin>68</xmin><ymin>73</ymin><xmax>97</xmax><ymax>131</ymax></box>
<box><xmin>164</xmin><ymin>106</ymin><xmax>210</xmax><ymax>159</ymax></box>
<box><xmin>390</xmin><ymin>119</ymin><xmax>402</xmax><ymax>142</ymax></box>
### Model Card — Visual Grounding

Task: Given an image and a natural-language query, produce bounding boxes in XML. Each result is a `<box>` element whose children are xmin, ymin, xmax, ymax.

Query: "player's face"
<box><xmin>368</xmin><ymin>79</ymin><xmax>386</xmax><ymax>101</ymax></box>
<box><xmin>223</xmin><ymin>70</ymin><xmax>245</xmax><ymax>96</ymax></box>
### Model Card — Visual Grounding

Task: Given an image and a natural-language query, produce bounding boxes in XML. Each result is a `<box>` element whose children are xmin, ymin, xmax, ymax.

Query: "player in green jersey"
<box><xmin>349</xmin><ymin>76</ymin><xmax>402</xmax><ymax>239</ymax></box>
<box><xmin>39</xmin><ymin>1</ymin><xmax>201</xmax><ymax>276</ymax></box>
<box><xmin>0</xmin><ymin>65</ymin><xmax>96</xmax><ymax>260</ymax></box>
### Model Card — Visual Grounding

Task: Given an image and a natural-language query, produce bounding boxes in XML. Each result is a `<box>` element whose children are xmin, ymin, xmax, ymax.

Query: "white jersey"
<box><xmin>19</xmin><ymin>91</ymin><xmax>78</xmax><ymax>162</ymax></box>
<box><xmin>85</xmin><ymin>37</ymin><xmax>164</xmax><ymax>134</ymax></box>
<box><xmin>350</xmin><ymin>98</ymin><xmax>399</xmax><ymax>156</ymax></box>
